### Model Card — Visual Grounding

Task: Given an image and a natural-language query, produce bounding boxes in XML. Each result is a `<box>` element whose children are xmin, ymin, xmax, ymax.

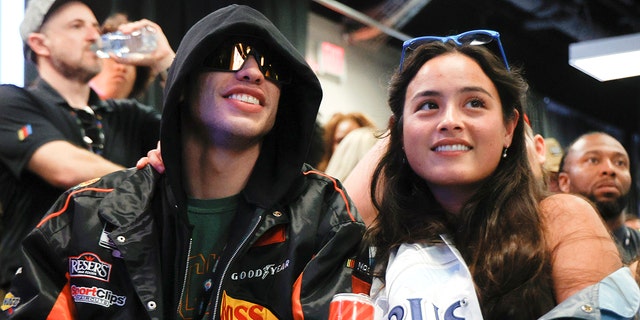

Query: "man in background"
<box><xmin>558</xmin><ymin>132</ymin><xmax>640</xmax><ymax>265</ymax></box>
<box><xmin>0</xmin><ymin>0</ymin><xmax>173</xmax><ymax>294</ymax></box>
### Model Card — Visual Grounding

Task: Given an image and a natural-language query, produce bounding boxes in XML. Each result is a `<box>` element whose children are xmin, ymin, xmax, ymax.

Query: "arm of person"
<box><xmin>540</xmin><ymin>193</ymin><xmax>623</xmax><ymax>302</ymax></box>
<box><xmin>28</xmin><ymin>140</ymin><xmax>124</xmax><ymax>189</ymax></box>
<box><xmin>343</xmin><ymin>135</ymin><xmax>388</xmax><ymax>227</ymax></box>
<box><xmin>0</xmin><ymin>86</ymin><xmax>124</xmax><ymax>189</ymax></box>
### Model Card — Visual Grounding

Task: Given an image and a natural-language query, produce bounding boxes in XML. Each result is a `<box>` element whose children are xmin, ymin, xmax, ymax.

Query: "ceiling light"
<box><xmin>569</xmin><ymin>33</ymin><xmax>640</xmax><ymax>82</ymax></box>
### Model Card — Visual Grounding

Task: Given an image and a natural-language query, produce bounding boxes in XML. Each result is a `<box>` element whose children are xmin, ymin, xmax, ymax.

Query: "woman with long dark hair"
<box><xmin>364</xmin><ymin>31</ymin><xmax>638</xmax><ymax>319</ymax></box>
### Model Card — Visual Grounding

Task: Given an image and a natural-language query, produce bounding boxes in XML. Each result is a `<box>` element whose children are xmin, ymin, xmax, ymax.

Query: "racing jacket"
<box><xmin>1</xmin><ymin>164</ymin><xmax>364</xmax><ymax>319</ymax></box>
<box><xmin>2</xmin><ymin>4</ymin><xmax>366</xmax><ymax>320</ymax></box>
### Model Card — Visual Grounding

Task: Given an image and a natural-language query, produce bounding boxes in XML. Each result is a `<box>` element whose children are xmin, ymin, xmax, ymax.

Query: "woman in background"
<box><xmin>317</xmin><ymin>112</ymin><xmax>376</xmax><ymax>171</ymax></box>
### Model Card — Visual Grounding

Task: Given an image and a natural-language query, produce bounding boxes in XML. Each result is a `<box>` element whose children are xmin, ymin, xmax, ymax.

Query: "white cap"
<box><xmin>20</xmin><ymin>0</ymin><xmax>62</xmax><ymax>42</ymax></box>
<box><xmin>19</xmin><ymin>0</ymin><xmax>103</xmax><ymax>43</ymax></box>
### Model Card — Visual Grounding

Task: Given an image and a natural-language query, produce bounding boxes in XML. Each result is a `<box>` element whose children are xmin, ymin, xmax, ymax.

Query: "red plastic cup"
<box><xmin>328</xmin><ymin>293</ymin><xmax>374</xmax><ymax>320</ymax></box>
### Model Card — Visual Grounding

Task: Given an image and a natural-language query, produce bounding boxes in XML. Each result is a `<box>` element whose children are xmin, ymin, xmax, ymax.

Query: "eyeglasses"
<box><xmin>202</xmin><ymin>38</ymin><xmax>291</xmax><ymax>84</ymax></box>
<box><xmin>75</xmin><ymin>107</ymin><xmax>104</xmax><ymax>155</ymax></box>
<box><xmin>399</xmin><ymin>29</ymin><xmax>510</xmax><ymax>71</ymax></box>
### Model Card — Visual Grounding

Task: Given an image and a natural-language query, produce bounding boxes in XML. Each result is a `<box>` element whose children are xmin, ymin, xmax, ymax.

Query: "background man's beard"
<box><xmin>589</xmin><ymin>193</ymin><xmax>629</xmax><ymax>221</ymax></box>
<box><xmin>52</xmin><ymin>58</ymin><xmax>100</xmax><ymax>83</ymax></box>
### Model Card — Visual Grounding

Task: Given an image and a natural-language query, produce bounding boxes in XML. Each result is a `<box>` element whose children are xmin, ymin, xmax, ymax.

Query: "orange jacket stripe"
<box><xmin>291</xmin><ymin>272</ymin><xmax>304</xmax><ymax>320</ymax></box>
<box><xmin>46</xmin><ymin>273</ymin><xmax>76</xmax><ymax>319</ymax></box>
<box><xmin>253</xmin><ymin>225</ymin><xmax>287</xmax><ymax>247</ymax></box>
<box><xmin>303</xmin><ymin>170</ymin><xmax>356</xmax><ymax>222</ymax></box>
<box><xmin>351</xmin><ymin>275</ymin><xmax>372</xmax><ymax>295</ymax></box>
<box><xmin>36</xmin><ymin>188</ymin><xmax>114</xmax><ymax>228</ymax></box>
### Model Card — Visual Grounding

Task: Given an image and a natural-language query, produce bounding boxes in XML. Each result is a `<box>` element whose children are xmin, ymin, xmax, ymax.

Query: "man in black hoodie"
<box><xmin>1</xmin><ymin>4</ymin><xmax>366</xmax><ymax>320</ymax></box>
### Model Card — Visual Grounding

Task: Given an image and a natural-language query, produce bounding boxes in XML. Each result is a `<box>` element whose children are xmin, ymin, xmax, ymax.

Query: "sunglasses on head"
<box><xmin>399</xmin><ymin>29</ymin><xmax>510</xmax><ymax>71</ymax></box>
<box><xmin>202</xmin><ymin>37</ymin><xmax>291</xmax><ymax>84</ymax></box>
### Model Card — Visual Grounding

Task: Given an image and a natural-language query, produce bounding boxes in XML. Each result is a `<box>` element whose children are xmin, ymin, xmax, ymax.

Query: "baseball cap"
<box><xmin>19</xmin><ymin>0</ymin><xmax>106</xmax><ymax>43</ymax></box>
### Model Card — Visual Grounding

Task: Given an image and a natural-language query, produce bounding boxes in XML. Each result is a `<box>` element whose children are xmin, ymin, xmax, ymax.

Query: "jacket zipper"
<box><xmin>177</xmin><ymin>238</ymin><xmax>193</xmax><ymax>315</ymax></box>
<box><xmin>211</xmin><ymin>214</ymin><xmax>263</xmax><ymax>319</ymax></box>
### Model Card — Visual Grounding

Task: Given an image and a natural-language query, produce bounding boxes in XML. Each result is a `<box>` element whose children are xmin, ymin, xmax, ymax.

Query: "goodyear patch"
<box><xmin>220</xmin><ymin>291</ymin><xmax>278</xmax><ymax>320</ymax></box>
<box><xmin>230</xmin><ymin>260</ymin><xmax>290</xmax><ymax>281</ymax></box>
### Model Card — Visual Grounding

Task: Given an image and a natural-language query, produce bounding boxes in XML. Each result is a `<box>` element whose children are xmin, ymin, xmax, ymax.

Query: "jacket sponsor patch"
<box><xmin>71</xmin><ymin>285</ymin><xmax>126</xmax><ymax>308</ymax></box>
<box><xmin>69</xmin><ymin>252</ymin><xmax>112</xmax><ymax>282</ymax></box>
<box><xmin>230</xmin><ymin>260</ymin><xmax>290</xmax><ymax>281</ymax></box>
<box><xmin>99</xmin><ymin>224</ymin><xmax>117</xmax><ymax>251</ymax></box>
<box><xmin>1</xmin><ymin>292</ymin><xmax>20</xmax><ymax>312</ymax></box>
<box><xmin>220</xmin><ymin>291</ymin><xmax>277</xmax><ymax>320</ymax></box>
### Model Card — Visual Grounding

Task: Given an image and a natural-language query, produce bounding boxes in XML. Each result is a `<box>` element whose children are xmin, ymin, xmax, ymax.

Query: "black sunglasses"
<box><xmin>74</xmin><ymin>107</ymin><xmax>104</xmax><ymax>155</ymax></box>
<box><xmin>202</xmin><ymin>38</ymin><xmax>291</xmax><ymax>84</ymax></box>
<box><xmin>399</xmin><ymin>29</ymin><xmax>510</xmax><ymax>71</ymax></box>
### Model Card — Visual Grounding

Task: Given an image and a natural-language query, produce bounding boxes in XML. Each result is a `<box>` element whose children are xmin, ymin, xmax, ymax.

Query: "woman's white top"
<box><xmin>370</xmin><ymin>235</ymin><xmax>640</xmax><ymax>319</ymax></box>
<box><xmin>370</xmin><ymin>235</ymin><xmax>484</xmax><ymax>320</ymax></box>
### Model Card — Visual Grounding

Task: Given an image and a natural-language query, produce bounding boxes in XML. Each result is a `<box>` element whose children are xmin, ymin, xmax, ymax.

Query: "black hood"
<box><xmin>160</xmin><ymin>4</ymin><xmax>322</xmax><ymax>208</ymax></box>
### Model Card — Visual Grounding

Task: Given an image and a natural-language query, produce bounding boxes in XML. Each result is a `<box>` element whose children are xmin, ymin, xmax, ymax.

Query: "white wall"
<box><xmin>306</xmin><ymin>12</ymin><xmax>398</xmax><ymax>130</ymax></box>
<box><xmin>0</xmin><ymin>0</ymin><xmax>25</xmax><ymax>86</ymax></box>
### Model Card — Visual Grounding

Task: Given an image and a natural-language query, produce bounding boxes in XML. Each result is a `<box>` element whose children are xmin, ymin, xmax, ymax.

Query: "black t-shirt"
<box><xmin>613</xmin><ymin>224</ymin><xmax>640</xmax><ymax>265</ymax></box>
<box><xmin>0</xmin><ymin>79</ymin><xmax>161</xmax><ymax>288</ymax></box>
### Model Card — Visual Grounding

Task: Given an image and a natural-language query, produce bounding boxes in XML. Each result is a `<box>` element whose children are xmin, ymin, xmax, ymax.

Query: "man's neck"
<box><xmin>182</xmin><ymin>135</ymin><xmax>260</xmax><ymax>200</ymax></box>
<box><xmin>39</xmin><ymin>65</ymin><xmax>92</xmax><ymax>109</ymax></box>
<box><xmin>606</xmin><ymin>213</ymin><xmax>625</xmax><ymax>233</ymax></box>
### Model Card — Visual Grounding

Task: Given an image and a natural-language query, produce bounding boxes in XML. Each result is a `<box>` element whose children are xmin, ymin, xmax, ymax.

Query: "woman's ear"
<box><xmin>504</xmin><ymin>108</ymin><xmax>519</xmax><ymax>146</ymax></box>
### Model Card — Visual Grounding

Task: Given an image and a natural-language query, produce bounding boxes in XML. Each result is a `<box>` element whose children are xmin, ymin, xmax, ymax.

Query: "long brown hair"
<box><xmin>365</xmin><ymin>41</ymin><xmax>555</xmax><ymax>318</ymax></box>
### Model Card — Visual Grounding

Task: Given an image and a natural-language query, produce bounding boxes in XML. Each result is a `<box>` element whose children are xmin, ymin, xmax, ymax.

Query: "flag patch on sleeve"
<box><xmin>17</xmin><ymin>124</ymin><xmax>32</xmax><ymax>141</ymax></box>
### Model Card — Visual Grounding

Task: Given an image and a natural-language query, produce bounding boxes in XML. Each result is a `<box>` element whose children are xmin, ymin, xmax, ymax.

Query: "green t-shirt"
<box><xmin>178</xmin><ymin>195</ymin><xmax>239</xmax><ymax>320</ymax></box>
